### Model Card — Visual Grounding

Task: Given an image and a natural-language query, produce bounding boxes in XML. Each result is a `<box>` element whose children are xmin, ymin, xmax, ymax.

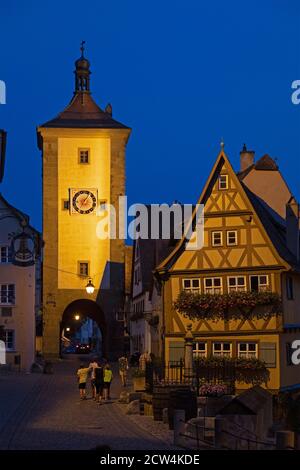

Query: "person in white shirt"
<box><xmin>88</xmin><ymin>358</ymin><xmax>99</xmax><ymax>400</ymax></box>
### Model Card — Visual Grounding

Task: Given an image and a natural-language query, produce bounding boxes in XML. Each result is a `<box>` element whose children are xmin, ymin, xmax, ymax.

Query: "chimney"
<box><xmin>240</xmin><ymin>144</ymin><xmax>255</xmax><ymax>172</ymax></box>
<box><xmin>286</xmin><ymin>196</ymin><xmax>300</xmax><ymax>261</ymax></box>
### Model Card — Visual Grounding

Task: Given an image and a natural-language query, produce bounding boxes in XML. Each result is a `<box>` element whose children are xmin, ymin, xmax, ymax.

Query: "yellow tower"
<box><xmin>37</xmin><ymin>45</ymin><xmax>131</xmax><ymax>358</ymax></box>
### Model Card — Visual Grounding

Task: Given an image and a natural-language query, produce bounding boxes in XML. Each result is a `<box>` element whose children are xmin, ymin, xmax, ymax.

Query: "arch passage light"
<box><xmin>86</xmin><ymin>278</ymin><xmax>95</xmax><ymax>294</ymax></box>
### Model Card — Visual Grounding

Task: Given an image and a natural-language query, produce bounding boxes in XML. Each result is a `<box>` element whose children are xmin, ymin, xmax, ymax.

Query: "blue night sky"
<box><xmin>0</xmin><ymin>0</ymin><xmax>299</xmax><ymax>231</ymax></box>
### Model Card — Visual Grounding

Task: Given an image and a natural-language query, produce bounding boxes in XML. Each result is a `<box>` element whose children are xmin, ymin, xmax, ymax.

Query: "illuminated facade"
<box><xmin>37</xmin><ymin>48</ymin><xmax>131</xmax><ymax>358</ymax></box>
<box><xmin>156</xmin><ymin>148</ymin><xmax>300</xmax><ymax>393</ymax></box>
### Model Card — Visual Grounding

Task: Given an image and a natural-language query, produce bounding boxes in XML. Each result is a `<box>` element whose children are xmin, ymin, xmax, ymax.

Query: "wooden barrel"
<box><xmin>168</xmin><ymin>389</ymin><xmax>197</xmax><ymax>430</ymax></box>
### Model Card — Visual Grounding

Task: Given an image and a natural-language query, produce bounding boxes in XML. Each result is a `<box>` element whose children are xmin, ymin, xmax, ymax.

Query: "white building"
<box><xmin>0</xmin><ymin>194</ymin><xmax>41</xmax><ymax>371</ymax></box>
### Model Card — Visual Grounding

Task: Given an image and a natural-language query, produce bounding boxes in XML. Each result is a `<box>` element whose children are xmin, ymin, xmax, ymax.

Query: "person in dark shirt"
<box><xmin>94</xmin><ymin>361</ymin><xmax>104</xmax><ymax>405</ymax></box>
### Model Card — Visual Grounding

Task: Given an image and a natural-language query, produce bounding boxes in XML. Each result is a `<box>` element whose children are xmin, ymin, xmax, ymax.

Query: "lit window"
<box><xmin>79</xmin><ymin>149</ymin><xmax>89</xmax><ymax>164</ymax></box>
<box><xmin>213</xmin><ymin>342</ymin><xmax>232</xmax><ymax>357</ymax></box>
<box><xmin>193</xmin><ymin>342</ymin><xmax>207</xmax><ymax>358</ymax></box>
<box><xmin>219</xmin><ymin>175</ymin><xmax>228</xmax><ymax>190</ymax></box>
<box><xmin>0</xmin><ymin>246</ymin><xmax>12</xmax><ymax>263</ymax></box>
<box><xmin>183</xmin><ymin>279</ymin><xmax>200</xmax><ymax>293</ymax></box>
<box><xmin>250</xmin><ymin>275</ymin><xmax>269</xmax><ymax>292</ymax></box>
<box><xmin>204</xmin><ymin>277</ymin><xmax>222</xmax><ymax>294</ymax></box>
<box><xmin>78</xmin><ymin>262</ymin><xmax>89</xmax><ymax>277</ymax></box>
<box><xmin>228</xmin><ymin>276</ymin><xmax>246</xmax><ymax>292</ymax></box>
<box><xmin>212</xmin><ymin>231</ymin><xmax>223</xmax><ymax>247</ymax></box>
<box><xmin>0</xmin><ymin>284</ymin><xmax>15</xmax><ymax>305</ymax></box>
<box><xmin>4</xmin><ymin>330</ymin><xmax>15</xmax><ymax>351</ymax></box>
<box><xmin>227</xmin><ymin>231</ymin><xmax>237</xmax><ymax>246</ymax></box>
<box><xmin>238</xmin><ymin>342</ymin><xmax>258</xmax><ymax>359</ymax></box>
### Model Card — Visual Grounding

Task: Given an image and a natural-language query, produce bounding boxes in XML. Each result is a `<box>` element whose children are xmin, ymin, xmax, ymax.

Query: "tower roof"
<box><xmin>39</xmin><ymin>43</ymin><xmax>130</xmax><ymax>130</ymax></box>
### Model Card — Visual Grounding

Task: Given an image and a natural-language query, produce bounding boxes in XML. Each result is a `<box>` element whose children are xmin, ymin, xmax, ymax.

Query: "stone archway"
<box><xmin>61</xmin><ymin>299</ymin><xmax>107</xmax><ymax>357</ymax></box>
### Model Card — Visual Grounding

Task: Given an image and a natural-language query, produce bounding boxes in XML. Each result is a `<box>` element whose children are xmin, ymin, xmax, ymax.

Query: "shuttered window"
<box><xmin>259</xmin><ymin>342</ymin><xmax>276</xmax><ymax>368</ymax></box>
<box><xmin>169</xmin><ymin>341</ymin><xmax>184</xmax><ymax>362</ymax></box>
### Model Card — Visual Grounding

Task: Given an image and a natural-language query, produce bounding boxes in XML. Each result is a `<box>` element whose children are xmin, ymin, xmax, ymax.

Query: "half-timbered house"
<box><xmin>155</xmin><ymin>147</ymin><xmax>300</xmax><ymax>393</ymax></box>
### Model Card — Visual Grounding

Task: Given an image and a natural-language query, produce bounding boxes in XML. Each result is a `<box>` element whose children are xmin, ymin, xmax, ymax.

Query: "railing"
<box><xmin>178</xmin><ymin>418</ymin><xmax>277</xmax><ymax>450</ymax></box>
<box><xmin>146</xmin><ymin>359</ymin><xmax>236</xmax><ymax>395</ymax></box>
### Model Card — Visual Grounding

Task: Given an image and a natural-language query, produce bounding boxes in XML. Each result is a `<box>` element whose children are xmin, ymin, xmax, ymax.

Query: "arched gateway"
<box><xmin>61</xmin><ymin>299</ymin><xmax>106</xmax><ymax>357</ymax></box>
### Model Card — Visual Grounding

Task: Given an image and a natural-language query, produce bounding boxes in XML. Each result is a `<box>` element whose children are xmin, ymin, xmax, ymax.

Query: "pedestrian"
<box><xmin>139</xmin><ymin>350</ymin><xmax>151</xmax><ymax>371</ymax></box>
<box><xmin>76</xmin><ymin>363</ymin><xmax>90</xmax><ymax>400</ymax></box>
<box><xmin>103</xmin><ymin>364</ymin><xmax>113</xmax><ymax>400</ymax></box>
<box><xmin>94</xmin><ymin>361</ymin><xmax>104</xmax><ymax>405</ymax></box>
<box><xmin>118</xmin><ymin>355</ymin><xmax>129</xmax><ymax>387</ymax></box>
<box><xmin>88</xmin><ymin>357</ymin><xmax>99</xmax><ymax>399</ymax></box>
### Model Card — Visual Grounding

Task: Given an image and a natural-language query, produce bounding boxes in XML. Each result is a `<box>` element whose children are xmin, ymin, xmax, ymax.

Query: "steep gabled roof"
<box><xmin>244</xmin><ymin>186</ymin><xmax>300</xmax><ymax>270</ymax></box>
<box><xmin>156</xmin><ymin>149</ymin><xmax>291</xmax><ymax>273</ymax></box>
<box><xmin>39</xmin><ymin>92</ymin><xmax>129</xmax><ymax>129</ymax></box>
<box><xmin>254</xmin><ymin>154</ymin><xmax>278</xmax><ymax>171</ymax></box>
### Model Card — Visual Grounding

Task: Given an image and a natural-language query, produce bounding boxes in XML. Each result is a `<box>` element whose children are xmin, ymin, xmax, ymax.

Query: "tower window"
<box><xmin>78</xmin><ymin>262</ymin><xmax>89</xmax><ymax>277</ymax></box>
<box><xmin>219</xmin><ymin>174</ymin><xmax>228</xmax><ymax>190</ymax></box>
<box><xmin>79</xmin><ymin>149</ymin><xmax>90</xmax><ymax>164</ymax></box>
<box><xmin>62</xmin><ymin>200</ymin><xmax>70</xmax><ymax>210</ymax></box>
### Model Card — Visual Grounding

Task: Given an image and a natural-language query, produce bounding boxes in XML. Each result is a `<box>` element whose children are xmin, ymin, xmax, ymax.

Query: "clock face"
<box><xmin>72</xmin><ymin>190</ymin><xmax>97</xmax><ymax>214</ymax></box>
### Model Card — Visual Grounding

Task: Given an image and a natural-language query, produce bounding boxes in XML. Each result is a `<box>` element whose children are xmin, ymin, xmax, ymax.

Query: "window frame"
<box><xmin>0</xmin><ymin>284</ymin><xmax>15</xmax><ymax>305</ymax></box>
<box><xmin>286</xmin><ymin>276</ymin><xmax>294</xmax><ymax>300</ymax></box>
<box><xmin>227</xmin><ymin>276</ymin><xmax>246</xmax><ymax>293</ymax></box>
<box><xmin>182</xmin><ymin>278</ymin><xmax>201</xmax><ymax>293</ymax></box>
<box><xmin>78</xmin><ymin>261</ymin><xmax>89</xmax><ymax>277</ymax></box>
<box><xmin>0</xmin><ymin>246</ymin><xmax>12</xmax><ymax>264</ymax></box>
<box><xmin>237</xmin><ymin>342</ymin><xmax>258</xmax><ymax>359</ymax></box>
<box><xmin>212</xmin><ymin>342</ymin><xmax>232</xmax><ymax>357</ymax></box>
<box><xmin>192</xmin><ymin>341</ymin><xmax>207</xmax><ymax>358</ymax></box>
<box><xmin>78</xmin><ymin>148</ymin><xmax>90</xmax><ymax>164</ymax></box>
<box><xmin>4</xmin><ymin>329</ymin><xmax>15</xmax><ymax>351</ymax></box>
<box><xmin>204</xmin><ymin>277</ymin><xmax>223</xmax><ymax>294</ymax></box>
<box><xmin>226</xmin><ymin>230</ymin><xmax>238</xmax><ymax>246</ymax></box>
<box><xmin>218</xmin><ymin>174</ymin><xmax>228</xmax><ymax>190</ymax></box>
<box><xmin>250</xmin><ymin>274</ymin><xmax>270</xmax><ymax>292</ymax></box>
<box><xmin>212</xmin><ymin>231</ymin><xmax>223</xmax><ymax>247</ymax></box>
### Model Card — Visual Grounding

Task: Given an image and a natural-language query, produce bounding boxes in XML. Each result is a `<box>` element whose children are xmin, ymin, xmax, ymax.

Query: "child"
<box><xmin>103</xmin><ymin>364</ymin><xmax>113</xmax><ymax>400</ymax></box>
<box><xmin>77</xmin><ymin>364</ymin><xmax>90</xmax><ymax>400</ymax></box>
<box><xmin>94</xmin><ymin>362</ymin><xmax>104</xmax><ymax>405</ymax></box>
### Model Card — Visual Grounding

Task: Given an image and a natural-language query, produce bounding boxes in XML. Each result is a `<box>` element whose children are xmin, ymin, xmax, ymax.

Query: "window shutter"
<box><xmin>169</xmin><ymin>341</ymin><xmax>184</xmax><ymax>362</ymax></box>
<box><xmin>259</xmin><ymin>342</ymin><xmax>276</xmax><ymax>368</ymax></box>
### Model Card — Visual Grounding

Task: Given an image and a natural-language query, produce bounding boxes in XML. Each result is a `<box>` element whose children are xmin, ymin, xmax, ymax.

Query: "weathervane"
<box><xmin>80</xmin><ymin>40</ymin><xmax>86</xmax><ymax>57</ymax></box>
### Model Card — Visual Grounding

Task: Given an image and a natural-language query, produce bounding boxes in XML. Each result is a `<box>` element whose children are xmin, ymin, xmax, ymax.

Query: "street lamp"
<box><xmin>74</xmin><ymin>314</ymin><xmax>80</xmax><ymax>321</ymax></box>
<box><xmin>66</xmin><ymin>327</ymin><xmax>70</xmax><ymax>332</ymax></box>
<box><xmin>85</xmin><ymin>278</ymin><xmax>95</xmax><ymax>294</ymax></box>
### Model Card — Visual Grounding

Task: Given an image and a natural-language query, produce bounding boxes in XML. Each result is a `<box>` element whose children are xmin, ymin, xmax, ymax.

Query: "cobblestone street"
<box><xmin>0</xmin><ymin>356</ymin><xmax>175</xmax><ymax>450</ymax></box>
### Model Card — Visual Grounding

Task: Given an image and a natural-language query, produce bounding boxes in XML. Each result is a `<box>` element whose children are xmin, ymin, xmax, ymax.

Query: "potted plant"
<box><xmin>132</xmin><ymin>368</ymin><xmax>146</xmax><ymax>391</ymax></box>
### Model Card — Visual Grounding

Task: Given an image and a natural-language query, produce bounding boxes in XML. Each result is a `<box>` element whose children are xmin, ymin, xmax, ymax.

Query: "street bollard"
<box><xmin>173</xmin><ymin>409</ymin><xmax>185</xmax><ymax>447</ymax></box>
<box><xmin>276</xmin><ymin>430</ymin><xmax>295</xmax><ymax>450</ymax></box>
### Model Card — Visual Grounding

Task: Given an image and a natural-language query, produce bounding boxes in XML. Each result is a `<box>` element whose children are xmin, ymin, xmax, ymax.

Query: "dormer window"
<box><xmin>219</xmin><ymin>174</ymin><xmax>228</xmax><ymax>190</ymax></box>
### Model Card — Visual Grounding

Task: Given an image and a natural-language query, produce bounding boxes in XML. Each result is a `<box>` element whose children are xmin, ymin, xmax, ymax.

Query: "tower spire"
<box><xmin>74</xmin><ymin>41</ymin><xmax>91</xmax><ymax>93</ymax></box>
